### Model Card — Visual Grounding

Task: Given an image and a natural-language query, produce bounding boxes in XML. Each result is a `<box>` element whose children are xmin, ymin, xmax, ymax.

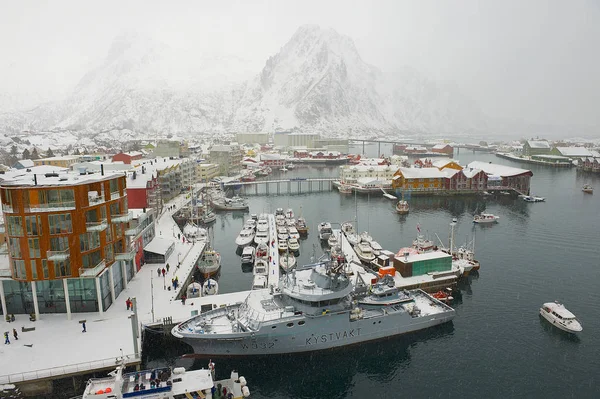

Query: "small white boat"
<box><xmin>338</xmin><ymin>183</ymin><xmax>353</xmax><ymax>194</ymax></box>
<box><xmin>327</xmin><ymin>233</ymin><xmax>339</xmax><ymax>248</ymax></box>
<box><xmin>277</xmin><ymin>225</ymin><xmax>288</xmax><ymax>236</ymax></box>
<box><xmin>235</xmin><ymin>228</ymin><xmax>255</xmax><ymax>247</ymax></box>
<box><xmin>318</xmin><ymin>222</ymin><xmax>333</xmax><ymax>241</ymax></box>
<box><xmin>253</xmin><ymin>258</ymin><xmax>268</xmax><ymax>276</ymax></box>
<box><xmin>254</xmin><ymin>230</ymin><xmax>269</xmax><ymax>246</ymax></box>
<box><xmin>186</xmin><ymin>282</ymin><xmax>202</xmax><ymax>298</ymax></box>
<box><xmin>473</xmin><ymin>213</ymin><xmax>499</xmax><ymax>224</ymax></box>
<box><xmin>252</xmin><ymin>274</ymin><xmax>268</xmax><ymax>290</ymax></box>
<box><xmin>286</xmin><ymin>218</ymin><xmax>296</xmax><ymax>227</ymax></box>
<box><xmin>287</xmin><ymin>162</ymin><xmax>295</xmax><ymax>170</ymax></box>
<box><xmin>540</xmin><ymin>301</ymin><xmax>582</xmax><ymax>333</ymax></box>
<box><xmin>370</xmin><ymin>240</ymin><xmax>383</xmax><ymax>256</ymax></box>
<box><xmin>278</xmin><ymin>239</ymin><xmax>288</xmax><ymax>253</ymax></box>
<box><xmin>81</xmin><ymin>359</ymin><xmax>250</xmax><ymax>399</ymax></box>
<box><xmin>244</xmin><ymin>218</ymin><xmax>257</xmax><ymax>230</ymax></box>
<box><xmin>279</xmin><ymin>251</ymin><xmax>297</xmax><ymax>272</ymax></box>
<box><xmin>241</xmin><ymin>246</ymin><xmax>255</xmax><ymax>265</ymax></box>
<box><xmin>295</xmin><ymin>217</ymin><xmax>309</xmax><ymax>236</ymax></box>
<box><xmin>287</xmin><ymin>237</ymin><xmax>300</xmax><ymax>254</ymax></box>
<box><xmin>279</xmin><ymin>166</ymin><xmax>288</xmax><ymax>172</ymax></box>
<box><xmin>275</xmin><ymin>214</ymin><xmax>286</xmax><ymax>226</ymax></box>
<box><xmin>522</xmin><ymin>195</ymin><xmax>546</xmax><ymax>202</ymax></box>
<box><xmin>275</xmin><ymin>208</ymin><xmax>284</xmax><ymax>216</ymax></box>
<box><xmin>360</xmin><ymin>231</ymin><xmax>373</xmax><ymax>243</ymax></box>
<box><xmin>395</xmin><ymin>200</ymin><xmax>409</xmax><ymax>215</ymax></box>
<box><xmin>287</xmin><ymin>226</ymin><xmax>300</xmax><ymax>240</ymax></box>
<box><xmin>196</xmin><ymin>247</ymin><xmax>221</xmax><ymax>278</ymax></box>
<box><xmin>202</xmin><ymin>278</ymin><xmax>219</xmax><ymax>296</ymax></box>
<box><xmin>285</xmin><ymin>208</ymin><xmax>294</xmax><ymax>219</ymax></box>
<box><xmin>255</xmin><ymin>243</ymin><xmax>269</xmax><ymax>259</ymax></box>
<box><xmin>256</xmin><ymin>218</ymin><xmax>269</xmax><ymax>232</ymax></box>
<box><xmin>183</xmin><ymin>222</ymin><xmax>207</xmax><ymax>241</ymax></box>
<box><xmin>354</xmin><ymin>241</ymin><xmax>376</xmax><ymax>264</ymax></box>
<box><xmin>582</xmin><ymin>184</ymin><xmax>593</xmax><ymax>194</ymax></box>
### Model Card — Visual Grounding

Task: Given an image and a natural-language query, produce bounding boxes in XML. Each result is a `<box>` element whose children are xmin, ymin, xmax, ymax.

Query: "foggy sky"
<box><xmin>1</xmin><ymin>0</ymin><xmax>599</xmax><ymax>129</ymax></box>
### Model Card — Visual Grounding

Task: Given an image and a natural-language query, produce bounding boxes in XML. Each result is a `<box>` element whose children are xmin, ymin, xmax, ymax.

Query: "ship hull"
<box><xmin>177</xmin><ymin>308</ymin><xmax>455</xmax><ymax>356</ymax></box>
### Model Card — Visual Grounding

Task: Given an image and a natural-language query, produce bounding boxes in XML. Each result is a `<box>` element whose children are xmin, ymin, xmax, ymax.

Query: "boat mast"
<box><xmin>449</xmin><ymin>218</ymin><xmax>457</xmax><ymax>256</ymax></box>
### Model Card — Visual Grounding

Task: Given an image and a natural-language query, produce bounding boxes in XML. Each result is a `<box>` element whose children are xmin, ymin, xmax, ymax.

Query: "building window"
<box><xmin>13</xmin><ymin>259</ymin><xmax>26</xmax><ymax>279</ymax></box>
<box><xmin>28</xmin><ymin>238</ymin><xmax>40</xmax><ymax>258</ymax></box>
<box><xmin>80</xmin><ymin>232</ymin><xmax>101</xmax><ymax>252</ymax></box>
<box><xmin>39</xmin><ymin>189</ymin><xmax>75</xmax><ymax>208</ymax></box>
<box><xmin>82</xmin><ymin>250</ymin><xmax>102</xmax><ymax>269</ymax></box>
<box><xmin>105</xmin><ymin>244</ymin><xmax>114</xmax><ymax>262</ymax></box>
<box><xmin>25</xmin><ymin>215</ymin><xmax>41</xmax><ymax>236</ymax></box>
<box><xmin>7</xmin><ymin>216</ymin><xmax>24</xmax><ymax>236</ymax></box>
<box><xmin>54</xmin><ymin>259</ymin><xmax>71</xmax><ymax>277</ymax></box>
<box><xmin>42</xmin><ymin>259</ymin><xmax>49</xmax><ymax>279</ymax></box>
<box><xmin>31</xmin><ymin>259</ymin><xmax>38</xmax><ymax>279</ymax></box>
<box><xmin>8</xmin><ymin>237</ymin><xmax>21</xmax><ymax>258</ymax></box>
<box><xmin>48</xmin><ymin>213</ymin><xmax>72</xmax><ymax>234</ymax></box>
<box><xmin>50</xmin><ymin>236</ymin><xmax>70</xmax><ymax>251</ymax></box>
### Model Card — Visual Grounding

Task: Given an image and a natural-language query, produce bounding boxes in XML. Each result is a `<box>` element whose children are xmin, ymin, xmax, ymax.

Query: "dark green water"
<box><xmin>143</xmin><ymin>150</ymin><xmax>600</xmax><ymax>399</ymax></box>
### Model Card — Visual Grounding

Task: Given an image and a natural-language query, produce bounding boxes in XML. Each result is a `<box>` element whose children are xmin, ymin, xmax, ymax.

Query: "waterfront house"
<box><xmin>431</xmin><ymin>144</ymin><xmax>454</xmax><ymax>156</ymax></box>
<box><xmin>112</xmin><ymin>151</ymin><xmax>143</xmax><ymax>165</ymax></box>
<box><xmin>391</xmin><ymin>167</ymin><xmax>446</xmax><ymax>191</ymax></box>
<box><xmin>467</xmin><ymin>161</ymin><xmax>533</xmax><ymax>195</ymax></box>
<box><xmin>549</xmin><ymin>146</ymin><xmax>593</xmax><ymax>162</ymax></box>
<box><xmin>523</xmin><ymin>140</ymin><xmax>551</xmax><ymax>156</ymax></box>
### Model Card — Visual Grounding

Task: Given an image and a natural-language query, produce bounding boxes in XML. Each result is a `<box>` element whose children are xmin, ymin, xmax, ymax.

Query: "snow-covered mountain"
<box><xmin>0</xmin><ymin>26</ymin><xmax>488</xmax><ymax>139</ymax></box>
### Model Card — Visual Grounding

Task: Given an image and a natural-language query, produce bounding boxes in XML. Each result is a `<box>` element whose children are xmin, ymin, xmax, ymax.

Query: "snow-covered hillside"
<box><xmin>0</xmin><ymin>26</ymin><xmax>488</xmax><ymax>139</ymax></box>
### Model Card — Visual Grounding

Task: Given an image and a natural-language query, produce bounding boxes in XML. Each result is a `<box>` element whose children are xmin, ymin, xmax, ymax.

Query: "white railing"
<box><xmin>86</xmin><ymin>219</ymin><xmax>108</xmax><ymax>232</ymax></box>
<box><xmin>115</xmin><ymin>250</ymin><xmax>136</xmax><ymax>261</ymax></box>
<box><xmin>27</xmin><ymin>201</ymin><xmax>76</xmax><ymax>212</ymax></box>
<box><xmin>111</xmin><ymin>212</ymin><xmax>133</xmax><ymax>223</ymax></box>
<box><xmin>0</xmin><ymin>268</ymin><xmax>12</xmax><ymax>278</ymax></box>
<box><xmin>79</xmin><ymin>259</ymin><xmax>106</xmax><ymax>278</ymax></box>
<box><xmin>0</xmin><ymin>353</ymin><xmax>141</xmax><ymax>384</ymax></box>
<box><xmin>1</xmin><ymin>204</ymin><xmax>14</xmax><ymax>213</ymax></box>
<box><xmin>47</xmin><ymin>248</ymin><xmax>70</xmax><ymax>261</ymax></box>
<box><xmin>110</xmin><ymin>191</ymin><xmax>121</xmax><ymax>200</ymax></box>
<box><xmin>125</xmin><ymin>224</ymin><xmax>142</xmax><ymax>236</ymax></box>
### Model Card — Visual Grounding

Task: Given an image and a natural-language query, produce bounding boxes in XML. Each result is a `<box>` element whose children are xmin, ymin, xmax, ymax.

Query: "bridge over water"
<box><xmin>223</xmin><ymin>177</ymin><xmax>337</xmax><ymax>196</ymax></box>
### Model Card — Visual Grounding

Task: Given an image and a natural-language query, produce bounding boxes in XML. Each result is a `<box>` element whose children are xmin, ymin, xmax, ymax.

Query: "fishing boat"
<box><xmin>241</xmin><ymin>246</ymin><xmax>255</xmax><ymax>265</ymax></box>
<box><xmin>582</xmin><ymin>184</ymin><xmax>593</xmax><ymax>194</ymax></box>
<box><xmin>473</xmin><ymin>213</ymin><xmax>500</xmax><ymax>224</ymax></box>
<box><xmin>212</xmin><ymin>196</ymin><xmax>249</xmax><ymax>211</ymax></box>
<box><xmin>540</xmin><ymin>301</ymin><xmax>583</xmax><ymax>333</ymax></box>
<box><xmin>431</xmin><ymin>288</ymin><xmax>454</xmax><ymax>304</ymax></box>
<box><xmin>196</xmin><ymin>246</ymin><xmax>221</xmax><ymax>278</ymax></box>
<box><xmin>287</xmin><ymin>237</ymin><xmax>300</xmax><ymax>254</ymax></box>
<box><xmin>202</xmin><ymin>279</ymin><xmax>219</xmax><ymax>296</ymax></box>
<box><xmin>396</xmin><ymin>199</ymin><xmax>409</xmax><ymax>215</ymax></box>
<box><xmin>80</xmin><ymin>359</ymin><xmax>250</xmax><ymax>399</ymax></box>
<box><xmin>317</xmin><ymin>222</ymin><xmax>333</xmax><ymax>241</ymax></box>
<box><xmin>172</xmin><ymin>260</ymin><xmax>456</xmax><ymax>355</ymax></box>
<box><xmin>279</xmin><ymin>251</ymin><xmax>297</xmax><ymax>272</ymax></box>
<box><xmin>412</xmin><ymin>234</ymin><xmax>436</xmax><ymax>253</ymax></box>
<box><xmin>338</xmin><ymin>183</ymin><xmax>353</xmax><ymax>194</ymax></box>
<box><xmin>235</xmin><ymin>228</ymin><xmax>255</xmax><ymax>248</ymax></box>
<box><xmin>295</xmin><ymin>217</ymin><xmax>309</xmax><ymax>236</ymax></box>
<box><xmin>182</xmin><ymin>222</ymin><xmax>207</xmax><ymax>242</ymax></box>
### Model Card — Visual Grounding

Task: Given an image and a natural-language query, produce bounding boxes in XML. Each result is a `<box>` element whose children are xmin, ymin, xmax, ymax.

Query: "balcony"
<box><xmin>79</xmin><ymin>259</ymin><xmax>106</xmax><ymax>278</ymax></box>
<box><xmin>47</xmin><ymin>249</ymin><xmax>70</xmax><ymax>261</ymax></box>
<box><xmin>111</xmin><ymin>212</ymin><xmax>133</xmax><ymax>223</ymax></box>
<box><xmin>125</xmin><ymin>224</ymin><xmax>142</xmax><ymax>236</ymax></box>
<box><xmin>110</xmin><ymin>191</ymin><xmax>121</xmax><ymax>201</ymax></box>
<box><xmin>27</xmin><ymin>201</ymin><xmax>76</xmax><ymax>212</ymax></box>
<box><xmin>1</xmin><ymin>204</ymin><xmax>14</xmax><ymax>213</ymax></box>
<box><xmin>115</xmin><ymin>249</ymin><xmax>136</xmax><ymax>261</ymax></box>
<box><xmin>86</xmin><ymin>218</ymin><xmax>108</xmax><ymax>232</ymax></box>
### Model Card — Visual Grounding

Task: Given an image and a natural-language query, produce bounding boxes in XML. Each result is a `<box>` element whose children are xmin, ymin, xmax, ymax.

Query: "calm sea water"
<box><xmin>143</xmin><ymin>149</ymin><xmax>600</xmax><ymax>399</ymax></box>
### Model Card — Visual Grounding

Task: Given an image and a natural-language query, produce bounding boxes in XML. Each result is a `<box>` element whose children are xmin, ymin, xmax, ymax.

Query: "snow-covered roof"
<box><xmin>467</xmin><ymin>161</ymin><xmax>532</xmax><ymax>177</ymax></box>
<box><xmin>0</xmin><ymin>168</ymin><xmax>124</xmax><ymax>187</ymax></box>
<box><xmin>554</xmin><ymin>147</ymin><xmax>593</xmax><ymax>157</ymax></box>
<box><xmin>462</xmin><ymin>167</ymin><xmax>484</xmax><ymax>178</ymax></box>
<box><xmin>14</xmin><ymin>159</ymin><xmax>34</xmax><ymax>168</ymax></box>
<box><xmin>526</xmin><ymin>140</ymin><xmax>550</xmax><ymax>149</ymax></box>
<box><xmin>432</xmin><ymin>144</ymin><xmax>451</xmax><ymax>149</ymax></box>
<box><xmin>144</xmin><ymin>236</ymin><xmax>175</xmax><ymax>255</ymax></box>
<box><xmin>430</xmin><ymin>158</ymin><xmax>458</xmax><ymax>168</ymax></box>
<box><xmin>398</xmin><ymin>167</ymin><xmax>447</xmax><ymax>179</ymax></box>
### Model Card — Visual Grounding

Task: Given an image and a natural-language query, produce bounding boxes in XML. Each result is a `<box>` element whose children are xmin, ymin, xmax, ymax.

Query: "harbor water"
<box><xmin>124</xmin><ymin>151</ymin><xmax>600</xmax><ymax>398</ymax></box>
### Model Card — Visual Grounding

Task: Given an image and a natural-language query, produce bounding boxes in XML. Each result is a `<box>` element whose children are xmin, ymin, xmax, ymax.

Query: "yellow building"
<box><xmin>432</xmin><ymin>160</ymin><xmax>463</xmax><ymax>171</ymax></box>
<box><xmin>392</xmin><ymin>167</ymin><xmax>447</xmax><ymax>191</ymax></box>
<box><xmin>33</xmin><ymin>155</ymin><xmax>82</xmax><ymax>168</ymax></box>
<box><xmin>196</xmin><ymin>163</ymin><xmax>220</xmax><ymax>182</ymax></box>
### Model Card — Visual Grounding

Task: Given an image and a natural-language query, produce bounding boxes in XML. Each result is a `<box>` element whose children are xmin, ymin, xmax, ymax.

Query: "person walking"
<box><xmin>162</xmin><ymin>268</ymin><xmax>166</xmax><ymax>277</ymax></box>
<box><xmin>157</xmin><ymin>267</ymin><xmax>161</xmax><ymax>277</ymax></box>
<box><xmin>82</xmin><ymin>321</ymin><xmax>87</xmax><ymax>333</ymax></box>
<box><xmin>13</xmin><ymin>328</ymin><xmax>18</xmax><ymax>340</ymax></box>
<box><xmin>4</xmin><ymin>331</ymin><xmax>10</xmax><ymax>344</ymax></box>
<box><xmin>166</xmin><ymin>263</ymin><xmax>170</xmax><ymax>273</ymax></box>
<box><xmin>126</xmin><ymin>297</ymin><xmax>131</xmax><ymax>310</ymax></box>
<box><xmin>181</xmin><ymin>294</ymin><xmax>187</xmax><ymax>305</ymax></box>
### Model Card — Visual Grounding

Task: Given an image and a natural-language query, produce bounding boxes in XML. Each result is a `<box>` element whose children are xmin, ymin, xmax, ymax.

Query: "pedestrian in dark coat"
<box><xmin>13</xmin><ymin>328</ymin><xmax>18</xmax><ymax>340</ymax></box>
<box><xmin>162</xmin><ymin>268</ymin><xmax>166</xmax><ymax>277</ymax></box>
<box><xmin>82</xmin><ymin>322</ymin><xmax>87</xmax><ymax>333</ymax></box>
<box><xmin>4</xmin><ymin>331</ymin><xmax>10</xmax><ymax>344</ymax></box>
<box><xmin>157</xmin><ymin>267</ymin><xmax>161</xmax><ymax>277</ymax></box>
<box><xmin>166</xmin><ymin>263</ymin><xmax>170</xmax><ymax>272</ymax></box>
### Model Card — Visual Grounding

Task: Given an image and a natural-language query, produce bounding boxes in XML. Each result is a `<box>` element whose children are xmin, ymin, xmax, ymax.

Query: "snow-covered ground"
<box><xmin>0</xmin><ymin>191</ymin><xmax>249</xmax><ymax>384</ymax></box>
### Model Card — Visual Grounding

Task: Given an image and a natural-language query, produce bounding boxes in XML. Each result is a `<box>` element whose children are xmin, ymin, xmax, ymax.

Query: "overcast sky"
<box><xmin>1</xmin><ymin>0</ymin><xmax>599</xmax><ymax>128</ymax></box>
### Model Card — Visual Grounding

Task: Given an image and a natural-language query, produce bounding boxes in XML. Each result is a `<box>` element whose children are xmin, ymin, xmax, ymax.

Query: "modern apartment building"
<box><xmin>0</xmin><ymin>168</ymin><xmax>134</xmax><ymax>318</ymax></box>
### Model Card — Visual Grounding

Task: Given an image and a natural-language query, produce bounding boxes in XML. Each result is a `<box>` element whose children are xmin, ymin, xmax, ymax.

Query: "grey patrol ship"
<box><xmin>172</xmin><ymin>258</ymin><xmax>455</xmax><ymax>355</ymax></box>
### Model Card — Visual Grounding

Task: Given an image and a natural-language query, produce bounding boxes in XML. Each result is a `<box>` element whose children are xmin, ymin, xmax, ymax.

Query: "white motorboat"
<box><xmin>279</xmin><ymin>166</ymin><xmax>288</xmax><ymax>172</ymax></box>
<box><xmin>354</xmin><ymin>241</ymin><xmax>376</xmax><ymax>264</ymax></box>
<box><xmin>287</xmin><ymin>162</ymin><xmax>295</xmax><ymax>170</ymax></box>
<box><xmin>275</xmin><ymin>208</ymin><xmax>284</xmax><ymax>216</ymax></box>
<box><xmin>241</xmin><ymin>246</ymin><xmax>255</xmax><ymax>265</ymax></box>
<box><xmin>252</xmin><ymin>274</ymin><xmax>268</xmax><ymax>290</ymax></box>
<box><xmin>254</xmin><ymin>230</ymin><xmax>270</xmax><ymax>246</ymax></box>
<box><xmin>522</xmin><ymin>195</ymin><xmax>546</xmax><ymax>202</ymax></box>
<box><xmin>287</xmin><ymin>237</ymin><xmax>300</xmax><ymax>254</ymax></box>
<box><xmin>341</xmin><ymin>222</ymin><xmax>359</xmax><ymax>245</ymax></box>
<box><xmin>256</xmin><ymin>218</ymin><xmax>269</xmax><ymax>232</ymax></box>
<box><xmin>318</xmin><ymin>222</ymin><xmax>333</xmax><ymax>241</ymax></box>
<box><xmin>360</xmin><ymin>231</ymin><xmax>373</xmax><ymax>243</ymax></box>
<box><xmin>370</xmin><ymin>240</ymin><xmax>383</xmax><ymax>256</ymax></box>
<box><xmin>327</xmin><ymin>233</ymin><xmax>339</xmax><ymax>248</ymax></box>
<box><xmin>255</xmin><ymin>243</ymin><xmax>269</xmax><ymax>259</ymax></box>
<box><xmin>81</xmin><ymin>359</ymin><xmax>250</xmax><ymax>399</ymax></box>
<box><xmin>473</xmin><ymin>213</ymin><xmax>500</xmax><ymax>224</ymax></box>
<box><xmin>540</xmin><ymin>301</ymin><xmax>582</xmax><ymax>333</ymax></box>
<box><xmin>278</xmin><ymin>239</ymin><xmax>289</xmax><ymax>253</ymax></box>
<box><xmin>279</xmin><ymin>251</ymin><xmax>297</xmax><ymax>272</ymax></box>
<box><xmin>582</xmin><ymin>184</ymin><xmax>593</xmax><ymax>194</ymax></box>
<box><xmin>285</xmin><ymin>208</ymin><xmax>295</xmax><ymax>219</ymax></box>
<box><xmin>286</xmin><ymin>218</ymin><xmax>297</xmax><ymax>227</ymax></box>
<box><xmin>235</xmin><ymin>228</ymin><xmax>255</xmax><ymax>247</ymax></box>
<box><xmin>395</xmin><ymin>199</ymin><xmax>409</xmax><ymax>215</ymax></box>
<box><xmin>275</xmin><ymin>214</ymin><xmax>286</xmax><ymax>226</ymax></box>
<box><xmin>253</xmin><ymin>258</ymin><xmax>268</xmax><ymax>276</ymax></box>
<box><xmin>295</xmin><ymin>217</ymin><xmax>309</xmax><ymax>236</ymax></box>
<box><xmin>287</xmin><ymin>226</ymin><xmax>300</xmax><ymax>239</ymax></box>
<box><xmin>244</xmin><ymin>218</ymin><xmax>257</xmax><ymax>230</ymax></box>
<box><xmin>277</xmin><ymin>226</ymin><xmax>288</xmax><ymax>236</ymax></box>
<box><xmin>202</xmin><ymin>279</ymin><xmax>219</xmax><ymax>296</ymax></box>
<box><xmin>186</xmin><ymin>282</ymin><xmax>202</xmax><ymax>298</ymax></box>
